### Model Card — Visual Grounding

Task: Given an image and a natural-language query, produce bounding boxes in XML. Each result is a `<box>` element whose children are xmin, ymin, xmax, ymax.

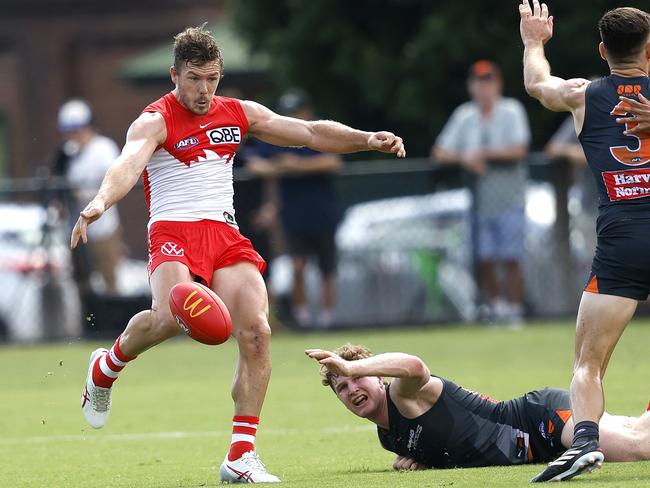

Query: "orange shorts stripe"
<box><xmin>584</xmin><ymin>275</ymin><xmax>599</xmax><ymax>293</ymax></box>
<box><xmin>555</xmin><ymin>409</ymin><xmax>572</xmax><ymax>424</ymax></box>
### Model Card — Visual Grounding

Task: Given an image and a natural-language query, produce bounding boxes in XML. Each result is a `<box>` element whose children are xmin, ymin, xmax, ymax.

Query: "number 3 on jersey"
<box><xmin>610</xmin><ymin>100</ymin><xmax>650</xmax><ymax>166</ymax></box>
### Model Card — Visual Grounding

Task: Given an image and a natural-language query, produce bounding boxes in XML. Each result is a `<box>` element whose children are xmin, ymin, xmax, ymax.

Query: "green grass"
<box><xmin>2</xmin><ymin>321</ymin><xmax>650</xmax><ymax>487</ymax></box>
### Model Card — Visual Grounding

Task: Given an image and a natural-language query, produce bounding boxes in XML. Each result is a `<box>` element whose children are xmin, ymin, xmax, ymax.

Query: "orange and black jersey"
<box><xmin>377</xmin><ymin>378</ymin><xmax>570</xmax><ymax>469</ymax></box>
<box><xmin>579</xmin><ymin>75</ymin><xmax>650</xmax><ymax>300</ymax></box>
<box><xmin>579</xmin><ymin>75</ymin><xmax>650</xmax><ymax>226</ymax></box>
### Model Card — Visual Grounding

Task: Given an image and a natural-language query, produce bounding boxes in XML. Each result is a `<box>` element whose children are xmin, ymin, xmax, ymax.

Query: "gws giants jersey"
<box><xmin>579</xmin><ymin>75</ymin><xmax>650</xmax><ymax>225</ymax></box>
<box><xmin>142</xmin><ymin>93</ymin><xmax>248</xmax><ymax>228</ymax></box>
<box><xmin>377</xmin><ymin>379</ymin><xmax>533</xmax><ymax>468</ymax></box>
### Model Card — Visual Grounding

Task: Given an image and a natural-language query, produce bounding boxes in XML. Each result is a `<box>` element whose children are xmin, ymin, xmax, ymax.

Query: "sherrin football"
<box><xmin>169</xmin><ymin>281</ymin><xmax>232</xmax><ymax>345</ymax></box>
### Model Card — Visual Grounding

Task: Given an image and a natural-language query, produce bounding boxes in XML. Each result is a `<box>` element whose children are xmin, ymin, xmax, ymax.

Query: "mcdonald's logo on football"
<box><xmin>182</xmin><ymin>291</ymin><xmax>212</xmax><ymax>318</ymax></box>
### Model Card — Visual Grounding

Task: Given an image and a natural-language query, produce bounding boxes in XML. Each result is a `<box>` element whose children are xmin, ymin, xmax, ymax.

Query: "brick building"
<box><xmin>0</xmin><ymin>0</ymin><xmax>272</xmax><ymax>258</ymax></box>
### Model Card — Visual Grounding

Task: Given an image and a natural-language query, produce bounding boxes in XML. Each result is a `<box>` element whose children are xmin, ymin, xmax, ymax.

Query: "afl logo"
<box><xmin>174</xmin><ymin>137</ymin><xmax>199</xmax><ymax>150</ymax></box>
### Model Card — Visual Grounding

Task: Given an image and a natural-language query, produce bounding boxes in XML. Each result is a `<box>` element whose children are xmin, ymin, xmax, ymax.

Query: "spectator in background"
<box><xmin>545</xmin><ymin>117</ymin><xmax>587</xmax><ymax>167</ymax></box>
<box><xmin>246</xmin><ymin>90</ymin><xmax>342</xmax><ymax>328</ymax></box>
<box><xmin>56</xmin><ymin>99</ymin><xmax>123</xmax><ymax>294</ymax></box>
<box><xmin>432</xmin><ymin>61</ymin><xmax>531</xmax><ymax>324</ymax></box>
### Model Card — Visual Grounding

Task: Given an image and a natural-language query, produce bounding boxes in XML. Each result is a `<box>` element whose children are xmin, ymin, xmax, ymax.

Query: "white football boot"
<box><xmin>220</xmin><ymin>451</ymin><xmax>281</xmax><ymax>483</ymax></box>
<box><xmin>81</xmin><ymin>348</ymin><xmax>112</xmax><ymax>429</ymax></box>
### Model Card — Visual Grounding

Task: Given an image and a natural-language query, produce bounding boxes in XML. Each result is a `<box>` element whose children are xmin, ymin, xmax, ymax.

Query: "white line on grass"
<box><xmin>1</xmin><ymin>424</ymin><xmax>375</xmax><ymax>445</ymax></box>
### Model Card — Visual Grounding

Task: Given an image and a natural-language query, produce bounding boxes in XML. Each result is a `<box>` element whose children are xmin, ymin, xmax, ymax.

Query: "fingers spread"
<box><xmin>619</xmin><ymin>96</ymin><xmax>644</xmax><ymax>109</ymax></box>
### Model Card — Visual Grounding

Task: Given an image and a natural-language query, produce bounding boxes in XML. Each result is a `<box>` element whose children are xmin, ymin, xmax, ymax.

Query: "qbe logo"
<box><xmin>206</xmin><ymin>126</ymin><xmax>241</xmax><ymax>145</ymax></box>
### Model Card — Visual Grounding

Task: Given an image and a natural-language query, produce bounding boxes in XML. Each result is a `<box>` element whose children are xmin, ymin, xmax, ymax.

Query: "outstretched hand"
<box><xmin>519</xmin><ymin>0</ymin><xmax>554</xmax><ymax>46</ymax></box>
<box><xmin>616</xmin><ymin>93</ymin><xmax>650</xmax><ymax>137</ymax></box>
<box><xmin>305</xmin><ymin>349</ymin><xmax>354</xmax><ymax>377</ymax></box>
<box><xmin>70</xmin><ymin>199</ymin><xmax>106</xmax><ymax>248</ymax></box>
<box><xmin>368</xmin><ymin>132</ymin><xmax>406</xmax><ymax>158</ymax></box>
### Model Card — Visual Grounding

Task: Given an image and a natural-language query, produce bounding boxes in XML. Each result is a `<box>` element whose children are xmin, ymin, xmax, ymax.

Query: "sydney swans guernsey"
<box><xmin>142</xmin><ymin>93</ymin><xmax>248</xmax><ymax>228</ymax></box>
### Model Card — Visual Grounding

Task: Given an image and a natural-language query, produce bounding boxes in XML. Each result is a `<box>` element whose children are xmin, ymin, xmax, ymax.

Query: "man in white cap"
<box><xmin>58</xmin><ymin>98</ymin><xmax>123</xmax><ymax>293</ymax></box>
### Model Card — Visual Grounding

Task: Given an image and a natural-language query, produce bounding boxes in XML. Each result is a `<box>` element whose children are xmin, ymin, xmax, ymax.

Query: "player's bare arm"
<box><xmin>520</xmin><ymin>0</ymin><xmax>589</xmax><ymax>124</ymax></box>
<box><xmin>616</xmin><ymin>93</ymin><xmax>650</xmax><ymax>136</ymax></box>
<box><xmin>242</xmin><ymin>100</ymin><xmax>406</xmax><ymax>158</ymax></box>
<box><xmin>305</xmin><ymin>349</ymin><xmax>433</xmax><ymax>398</ymax></box>
<box><xmin>70</xmin><ymin>112</ymin><xmax>166</xmax><ymax>248</ymax></box>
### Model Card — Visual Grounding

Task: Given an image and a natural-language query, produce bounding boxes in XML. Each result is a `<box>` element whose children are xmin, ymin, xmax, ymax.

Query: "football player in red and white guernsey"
<box><xmin>71</xmin><ymin>25</ymin><xmax>405</xmax><ymax>484</ymax></box>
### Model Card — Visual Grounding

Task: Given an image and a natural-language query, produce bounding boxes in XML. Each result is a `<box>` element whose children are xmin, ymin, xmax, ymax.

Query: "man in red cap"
<box><xmin>432</xmin><ymin>60</ymin><xmax>531</xmax><ymax>325</ymax></box>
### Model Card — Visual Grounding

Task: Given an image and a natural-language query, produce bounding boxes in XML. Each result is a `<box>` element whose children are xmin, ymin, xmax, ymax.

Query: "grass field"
<box><xmin>2</xmin><ymin>321</ymin><xmax>650</xmax><ymax>487</ymax></box>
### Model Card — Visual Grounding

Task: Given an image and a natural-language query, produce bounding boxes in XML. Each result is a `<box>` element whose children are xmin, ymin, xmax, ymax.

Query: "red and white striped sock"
<box><xmin>228</xmin><ymin>415</ymin><xmax>259</xmax><ymax>461</ymax></box>
<box><xmin>91</xmin><ymin>336</ymin><xmax>136</xmax><ymax>388</ymax></box>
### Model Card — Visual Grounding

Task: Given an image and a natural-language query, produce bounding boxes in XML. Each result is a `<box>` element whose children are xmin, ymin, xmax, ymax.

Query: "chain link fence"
<box><xmin>239</xmin><ymin>155</ymin><xmax>596</xmax><ymax>329</ymax></box>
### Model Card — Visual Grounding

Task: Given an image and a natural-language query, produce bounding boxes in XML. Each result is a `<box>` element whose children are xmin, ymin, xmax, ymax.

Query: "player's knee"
<box><xmin>235</xmin><ymin>317</ymin><xmax>271</xmax><ymax>357</ymax></box>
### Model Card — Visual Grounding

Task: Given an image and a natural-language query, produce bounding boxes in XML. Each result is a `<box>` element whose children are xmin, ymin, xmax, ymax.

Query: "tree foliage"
<box><xmin>230</xmin><ymin>1</ymin><xmax>649</xmax><ymax>156</ymax></box>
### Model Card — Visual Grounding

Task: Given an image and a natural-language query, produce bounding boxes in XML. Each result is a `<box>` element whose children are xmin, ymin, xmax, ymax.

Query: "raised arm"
<box><xmin>241</xmin><ymin>100</ymin><xmax>406</xmax><ymax>158</ymax></box>
<box><xmin>520</xmin><ymin>0</ymin><xmax>588</xmax><ymax>117</ymax></box>
<box><xmin>305</xmin><ymin>349</ymin><xmax>431</xmax><ymax>397</ymax></box>
<box><xmin>70</xmin><ymin>112</ymin><xmax>166</xmax><ymax>248</ymax></box>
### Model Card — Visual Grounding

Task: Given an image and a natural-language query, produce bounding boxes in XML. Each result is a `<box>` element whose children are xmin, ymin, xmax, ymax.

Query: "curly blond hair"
<box><xmin>174</xmin><ymin>24</ymin><xmax>223</xmax><ymax>72</ymax></box>
<box><xmin>320</xmin><ymin>344</ymin><xmax>373</xmax><ymax>388</ymax></box>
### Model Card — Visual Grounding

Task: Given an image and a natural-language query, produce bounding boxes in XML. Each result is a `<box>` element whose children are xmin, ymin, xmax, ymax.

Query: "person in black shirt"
<box><xmin>246</xmin><ymin>90</ymin><xmax>342</xmax><ymax>328</ymax></box>
<box><xmin>521</xmin><ymin>1</ymin><xmax>650</xmax><ymax>481</ymax></box>
<box><xmin>306</xmin><ymin>344</ymin><xmax>650</xmax><ymax>472</ymax></box>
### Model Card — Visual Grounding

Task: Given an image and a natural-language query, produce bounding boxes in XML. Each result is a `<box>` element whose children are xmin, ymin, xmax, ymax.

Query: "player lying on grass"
<box><xmin>306</xmin><ymin>345</ymin><xmax>650</xmax><ymax>471</ymax></box>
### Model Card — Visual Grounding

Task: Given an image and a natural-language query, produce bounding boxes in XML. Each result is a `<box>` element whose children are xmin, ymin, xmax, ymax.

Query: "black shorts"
<box><xmin>523</xmin><ymin>388</ymin><xmax>572</xmax><ymax>463</ymax></box>
<box><xmin>585</xmin><ymin>217</ymin><xmax>650</xmax><ymax>300</ymax></box>
<box><xmin>285</xmin><ymin>229</ymin><xmax>337</xmax><ymax>274</ymax></box>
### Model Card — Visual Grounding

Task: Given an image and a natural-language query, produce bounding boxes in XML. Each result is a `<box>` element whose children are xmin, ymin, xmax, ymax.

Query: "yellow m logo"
<box><xmin>182</xmin><ymin>290</ymin><xmax>212</xmax><ymax>318</ymax></box>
